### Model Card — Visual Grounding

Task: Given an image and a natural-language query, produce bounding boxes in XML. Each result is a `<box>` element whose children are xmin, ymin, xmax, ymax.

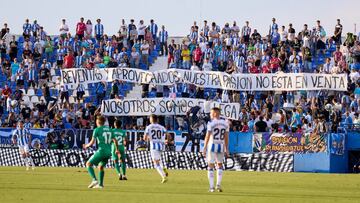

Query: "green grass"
<box><xmin>0</xmin><ymin>167</ymin><xmax>360</xmax><ymax>203</ymax></box>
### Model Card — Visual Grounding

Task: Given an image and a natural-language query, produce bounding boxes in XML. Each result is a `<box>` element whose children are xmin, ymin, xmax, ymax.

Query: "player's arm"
<box><xmin>224</xmin><ymin>131</ymin><xmax>229</xmax><ymax>157</ymax></box>
<box><xmin>12</xmin><ymin>131</ymin><xmax>17</xmax><ymax>145</ymax></box>
<box><xmin>83</xmin><ymin>137</ymin><xmax>95</xmax><ymax>149</ymax></box>
<box><xmin>123</xmin><ymin>130</ymin><xmax>127</xmax><ymax>146</ymax></box>
<box><xmin>123</xmin><ymin>137</ymin><xmax>127</xmax><ymax>147</ymax></box>
<box><xmin>112</xmin><ymin>138</ymin><xmax>121</xmax><ymax>159</ymax></box>
<box><xmin>163</xmin><ymin>128</ymin><xmax>169</xmax><ymax>144</ymax></box>
<box><xmin>202</xmin><ymin>131</ymin><xmax>211</xmax><ymax>156</ymax></box>
<box><xmin>144</xmin><ymin>127</ymin><xmax>149</xmax><ymax>142</ymax></box>
<box><xmin>28</xmin><ymin>132</ymin><xmax>32</xmax><ymax>148</ymax></box>
<box><xmin>83</xmin><ymin>129</ymin><xmax>96</xmax><ymax>149</ymax></box>
<box><xmin>165</xmin><ymin>132</ymin><xmax>169</xmax><ymax>145</ymax></box>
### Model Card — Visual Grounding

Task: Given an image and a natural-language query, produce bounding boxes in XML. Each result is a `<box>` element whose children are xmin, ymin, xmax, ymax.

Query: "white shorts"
<box><xmin>206</xmin><ymin>151</ymin><xmax>224</xmax><ymax>164</ymax></box>
<box><xmin>150</xmin><ymin>150</ymin><xmax>162</xmax><ymax>161</ymax></box>
<box><xmin>19</xmin><ymin>145</ymin><xmax>30</xmax><ymax>154</ymax></box>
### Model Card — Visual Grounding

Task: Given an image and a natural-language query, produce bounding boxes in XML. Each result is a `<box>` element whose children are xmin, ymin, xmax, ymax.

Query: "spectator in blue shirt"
<box><xmin>271</xmin><ymin>28</ymin><xmax>280</xmax><ymax>48</ymax></box>
<box><xmin>11</xmin><ymin>58</ymin><xmax>19</xmax><ymax>82</ymax></box>
<box><xmin>290</xmin><ymin>108</ymin><xmax>302</xmax><ymax>128</ymax></box>
<box><xmin>344</xmin><ymin>111</ymin><xmax>353</xmax><ymax>127</ymax></box>
<box><xmin>95</xmin><ymin>82</ymin><xmax>107</xmax><ymax>105</ymax></box>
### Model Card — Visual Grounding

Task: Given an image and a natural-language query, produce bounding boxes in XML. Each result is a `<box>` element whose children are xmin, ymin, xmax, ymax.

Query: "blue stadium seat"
<box><xmin>18</xmin><ymin>36</ymin><xmax>24</xmax><ymax>43</ymax></box>
<box><xmin>64</xmin><ymin>123</ymin><xmax>72</xmax><ymax>129</ymax></box>
<box><xmin>36</xmin><ymin>89</ymin><xmax>42</xmax><ymax>96</ymax></box>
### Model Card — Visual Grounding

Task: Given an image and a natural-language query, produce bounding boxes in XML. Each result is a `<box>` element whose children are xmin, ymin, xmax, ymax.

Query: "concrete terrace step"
<box><xmin>125</xmin><ymin>56</ymin><xmax>168</xmax><ymax>99</ymax></box>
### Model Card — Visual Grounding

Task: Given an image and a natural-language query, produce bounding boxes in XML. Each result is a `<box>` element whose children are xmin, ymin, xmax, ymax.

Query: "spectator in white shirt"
<box><xmin>59</xmin><ymin>19</ymin><xmax>69</xmax><ymax>39</ymax></box>
<box><xmin>302</xmin><ymin>33</ymin><xmax>311</xmax><ymax>48</ymax></box>
<box><xmin>265</xmin><ymin>114</ymin><xmax>274</xmax><ymax>129</ymax></box>
<box><xmin>34</xmin><ymin>38</ymin><xmax>43</xmax><ymax>54</ymax></box>
<box><xmin>331</xmin><ymin>62</ymin><xmax>341</xmax><ymax>74</ymax></box>
<box><xmin>137</xmin><ymin>20</ymin><xmax>146</xmax><ymax>41</ymax></box>
<box><xmin>280</xmin><ymin>26</ymin><xmax>288</xmax><ymax>42</ymax></box>
<box><xmin>140</xmin><ymin>40</ymin><xmax>149</xmax><ymax>68</ymax></box>
<box><xmin>130</xmin><ymin>47</ymin><xmax>140</xmax><ymax>68</ymax></box>
<box><xmin>202</xmin><ymin>58</ymin><xmax>213</xmax><ymax>71</ymax></box>
<box><xmin>350</xmin><ymin>69</ymin><xmax>360</xmax><ymax>83</ymax></box>
<box><xmin>191</xmin><ymin>62</ymin><xmax>200</xmax><ymax>71</ymax></box>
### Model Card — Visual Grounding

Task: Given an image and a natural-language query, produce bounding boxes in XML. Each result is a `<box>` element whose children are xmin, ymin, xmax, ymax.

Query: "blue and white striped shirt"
<box><xmin>189</xmin><ymin>31</ymin><xmax>198</xmax><ymax>41</ymax></box>
<box><xmin>204</xmin><ymin>48</ymin><xmax>214</xmax><ymax>61</ymax></box>
<box><xmin>235</xmin><ymin>55</ymin><xmax>245</xmax><ymax>72</ymax></box>
<box><xmin>260</xmin><ymin>43</ymin><xmax>268</xmax><ymax>53</ymax></box>
<box><xmin>261</xmin><ymin>55</ymin><xmax>270</xmax><ymax>64</ymax></box>
<box><xmin>144</xmin><ymin>123</ymin><xmax>166</xmax><ymax>151</ymax></box>
<box><xmin>28</xmin><ymin>67</ymin><xmax>36</xmax><ymax>81</ymax></box>
<box><xmin>57</xmin><ymin>48</ymin><xmax>65</xmax><ymax>61</ymax></box>
<box><xmin>62</xmin><ymin>40</ymin><xmax>70</xmax><ymax>53</ymax></box>
<box><xmin>242</xmin><ymin>26</ymin><xmax>251</xmax><ymax>36</ymax></box>
<box><xmin>113</xmin><ymin>53</ymin><xmax>120</xmax><ymax>62</ymax></box>
<box><xmin>24</xmin><ymin>122</ymin><xmax>32</xmax><ymax>130</ymax></box>
<box><xmin>32</xmin><ymin>23</ymin><xmax>40</xmax><ymax>33</ymax></box>
<box><xmin>77</xmin><ymin>84</ymin><xmax>85</xmax><ymax>92</ymax></box>
<box><xmin>23</xmin><ymin>23</ymin><xmax>32</xmax><ymax>34</ymax></box>
<box><xmin>219</xmin><ymin>50</ymin><xmax>229</xmax><ymax>62</ymax></box>
<box><xmin>75</xmin><ymin>55</ymin><xmax>83</xmax><ymax>68</ymax></box>
<box><xmin>149</xmin><ymin>23</ymin><xmax>158</xmax><ymax>36</ymax></box>
<box><xmin>16</xmin><ymin>68</ymin><xmax>25</xmax><ymax>80</ymax></box>
<box><xmin>105</xmin><ymin>46</ymin><xmax>114</xmax><ymax>58</ymax></box>
<box><xmin>231</xmin><ymin>50</ymin><xmax>240</xmax><ymax>61</ymax></box>
<box><xmin>72</xmin><ymin>41</ymin><xmax>80</xmax><ymax>53</ymax></box>
<box><xmin>94</xmin><ymin>23</ymin><xmax>104</xmax><ymax>36</ymax></box>
<box><xmin>13</xmin><ymin>128</ymin><xmax>30</xmax><ymax>146</ymax></box>
<box><xmin>159</xmin><ymin>30</ymin><xmax>168</xmax><ymax>43</ymax></box>
<box><xmin>37</xmin><ymin>31</ymin><xmax>45</xmax><ymax>41</ymax></box>
<box><xmin>202</xmin><ymin>25</ymin><xmax>209</xmax><ymax>37</ymax></box>
<box><xmin>232</xmin><ymin>37</ymin><xmax>240</xmax><ymax>47</ymax></box>
<box><xmin>119</xmin><ymin>52</ymin><xmax>128</xmax><ymax>61</ymax></box>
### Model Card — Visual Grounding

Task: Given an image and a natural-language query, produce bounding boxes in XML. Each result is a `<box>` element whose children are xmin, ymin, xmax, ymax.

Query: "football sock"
<box><xmin>208</xmin><ymin>168</ymin><xmax>214</xmax><ymax>189</ymax></box>
<box><xmin>87</xmin><ymin>166</ymin><xmax>97</xmax><ymax>181</ymax></box>
<box><xmin>216</xmin><ymin>167</ymin><xmax>223</xmax><ymax>187</ymax></box>
<box><xmin>121</xmin><ymin>162</ymin><xmax>126</xmax><ymax>175</ymax></box>
<box><xmin>114</xmin><ymin>162</ymin><xmax>121</xmax><ymax>175</ymax></box>
<box><xmin>99</xmin><ymin>170</ymin><xmax>104</xmax><ymax>186</ymax></box>
<box><xmin>155</xmin><ymin>164</ymin><xmax>165</xmax><ymax>178</ymax></box>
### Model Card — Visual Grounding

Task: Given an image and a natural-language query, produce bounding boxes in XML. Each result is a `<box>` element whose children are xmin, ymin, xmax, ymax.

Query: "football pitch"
<box><xmin>0</xmin><ymin>167</ymin><xmax>359</xmax><ymax>203</ymax></box>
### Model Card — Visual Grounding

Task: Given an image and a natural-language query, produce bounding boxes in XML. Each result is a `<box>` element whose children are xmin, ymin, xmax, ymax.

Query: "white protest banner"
<box><xmin>176</xmin><ymin>70</ymin><xmax>348</xmax><ymax>91</ymax></box>
<box><xmin>101</xmin><ymin>98</ymin><xmax>241</xmax><ymax>120</ymax></box>
<box><xmin>60</xmin><ymin>67</ymin><xmax>179</xmax><ymax>86</ymax></box>
<box><xmin>61</xmin><ymin>67</ymin><xmax>348</xmax><ymax>91</ymax></box>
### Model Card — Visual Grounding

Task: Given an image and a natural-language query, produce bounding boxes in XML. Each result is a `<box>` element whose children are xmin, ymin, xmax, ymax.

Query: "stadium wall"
<box><xmin>1</xmin><ymin>127</ymin><xmax>358</xmax><ymax>173</ymax></box>
<box><xmin>0</xmin><ymin>148</ymin><xmax>294</xmax><ymax>172</ymax></box>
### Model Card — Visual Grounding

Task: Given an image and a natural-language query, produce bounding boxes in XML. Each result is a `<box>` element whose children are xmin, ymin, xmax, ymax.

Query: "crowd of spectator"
<box><xmin>0</xmin><ymin>17</ymin><xmax>166</xmax><ymax>130</ymax></box>
<box><xmin>141</xmin><ymin>18</ymin><xmax>360</xmax><ymax>133</ymax></box>
<box><xmin>1</xmin><ymin>17</ymin><xmax>360</xmax><ymax>135</ymax></box>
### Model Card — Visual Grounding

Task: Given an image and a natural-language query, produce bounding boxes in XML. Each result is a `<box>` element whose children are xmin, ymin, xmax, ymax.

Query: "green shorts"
<box><xmin>111</xmin><ymin>146</ymin><xmax>126</xmax><ymax>162</ymax></box>
<box><xmin>88</xmin><ymin>150</ymin><xmax>111</xmax><ymax>167</ymax></box>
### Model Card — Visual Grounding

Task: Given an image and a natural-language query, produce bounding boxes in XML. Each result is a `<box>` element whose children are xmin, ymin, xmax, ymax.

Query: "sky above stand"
<box><xmin>1</xmin><ymin>0</ymin><xmax>359</xmax><ymax>36</ymax></box>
